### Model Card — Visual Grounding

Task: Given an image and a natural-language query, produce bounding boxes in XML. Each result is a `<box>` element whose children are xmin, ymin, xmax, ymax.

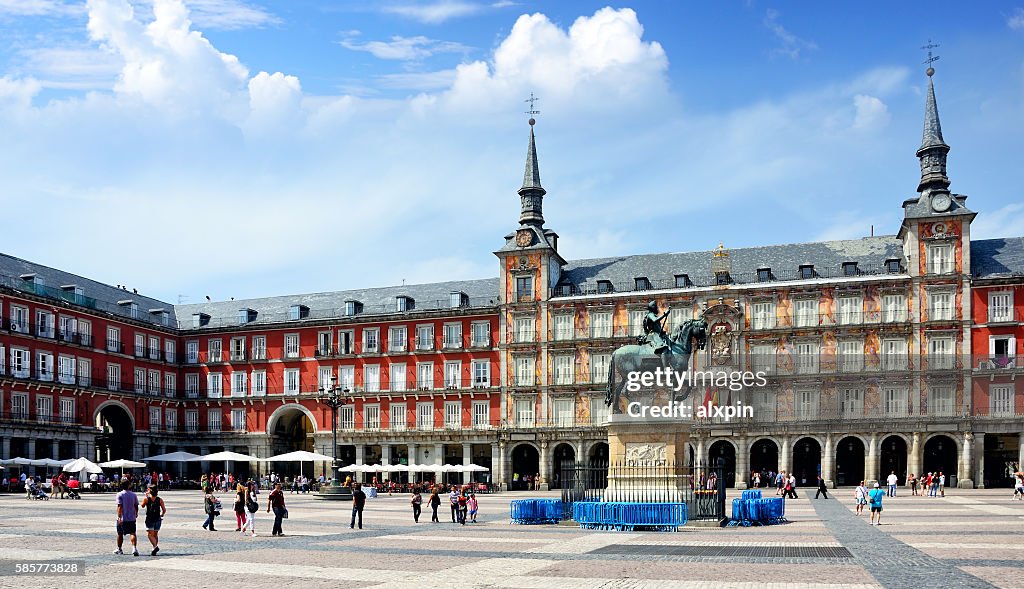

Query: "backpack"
<box><xmin>146</xmin><ymin>498</ymin><xmax>162</xmax><ymax>521</ymax></box>
<box><xmin>246</xmin><ymin>495</ymin><xmax>259</xmax><ymax>513</ymax></box>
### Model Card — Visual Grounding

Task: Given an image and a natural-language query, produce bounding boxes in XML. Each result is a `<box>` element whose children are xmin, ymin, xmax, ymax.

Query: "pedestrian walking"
<box><xmin>908</xmin><ymin>473</ymin><xmax>918</xmax><ymax>496</ymax></box>
<box><xmin>868</xmin><ymin>482</ymin><xmax>885</xmax><ymax>525</ymax></box>
<box><xmin>855</xmin><ymin>481</ymin><xmax>868</xmax><ymax>516</ymax></box>
<box><xmin>350</xmin><ymin>483</ymin><xmax>366</xmax><ymax>529</ymax></box>
<box><xmin>202</xmin><ymin>487</ymin><xmax>219</xmax><ymax>531</ymax></box>
<box><xmin>814</xmin><ymin>476</ymin><xmax>829</xmax><ymax>499</ymax></box>
<box><xmin>1014</xmin><ymin>473</ymin><xmax>1024</xmax><ymax>500</ymax></box>
<box><xmin>939</xmin><ymin>472</ymin><xmax>945</xmax><ymax>497</ymax></box>
<box><xmin>429</xmin><ymin>488</ymin><xmax>441</xmax><ymax>523</ymax></box>
<box><xmin>785</xmin><ymin>473</ymin><xmax>798</xmax><ymax>499</ymax></box>
<box><xmin>448</xmin><ymin>486</ymin><xmax>459</xmax><ymax>522</ymax></box>
<box><xmin>233</xmin><ymin>483</ymin><xmax>246</xmax><ymax>531</ymax></box>
<box><xmin>886</xmin><ymin>471</ymin><xmax>898</xmax><ymax>497</ymax></box>
<box><xmin>468</xmin><ymin>493</ymin><xmax>478</xmax><ymax>523</ymax></box>
<box><xmin>114</xmin><ymin>480</ymin><xmax>140</xmax><ymax>556</ymax></box>
<box><xmin>267</xmin><ymin>482</ymin><xmax>287</xmax><ymax>536</ymax></box>
<box><xmin>243</xmin><ymin>484</ymin><xmax>259</xmax><ymax>537</ymax></box>
<box><xmin>141</xmin><ymin>485</ymin><xmax>166</xmax><ymax>556</ymax></box>
<box><xmin>411</xmin><ymin>490</ymin><xmax>422</xmax><ymax>523</ymax></box>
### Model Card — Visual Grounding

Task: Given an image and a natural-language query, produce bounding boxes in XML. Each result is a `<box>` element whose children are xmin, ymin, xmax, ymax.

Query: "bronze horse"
<box><xmin>605</xmin><ymin>317</ymin><xmax>709</xmax><ymax>409</ymax></box>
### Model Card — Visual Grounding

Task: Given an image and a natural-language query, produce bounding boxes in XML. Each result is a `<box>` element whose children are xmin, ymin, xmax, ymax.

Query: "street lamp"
<box><xmin>317</xmin><ymin>376</ymin><xmax>349</xmax><ymax>486</ymax></box>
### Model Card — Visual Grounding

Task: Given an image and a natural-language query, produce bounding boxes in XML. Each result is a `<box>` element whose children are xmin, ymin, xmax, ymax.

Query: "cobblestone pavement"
<box><xmin>0</xmin><ymin>486</ymin><xmax>1019</xmax><ymax>588</ymax></box>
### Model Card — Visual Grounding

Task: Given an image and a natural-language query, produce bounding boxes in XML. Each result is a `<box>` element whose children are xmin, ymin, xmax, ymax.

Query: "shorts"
<box><xmin>870</xmin><ymin>506</ymin><xmax>882</xmax><ymax>513</ymax></box>
<box><xmin>857</xmin><ymin>499</ymin><xmax>867</xmax><ymax>506</ymax></box>
<box><xmin>145</xmin><ymin>519</ymin><xmax>162</xmax><ymax>531</ymax></box>
<box><xmin>117</xmin><ymin>521</ymin><xmax>137</xmax><ymax>536</ymax></box>
<box><xmin>469</xmin><ymin>509</ymin><xmax>477</xmax><ymax>516</ymax></box>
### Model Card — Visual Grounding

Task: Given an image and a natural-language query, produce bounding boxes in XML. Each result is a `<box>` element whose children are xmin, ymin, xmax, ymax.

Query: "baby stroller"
<box><xmin>65</xmin><ymin>484</ymin><xmax>82</xmax><ymax>500</ymax></box>
<box><xmin>31</xmin><ymin>485</ymin><xmax>49</xmax><ymax>500</ymax></box>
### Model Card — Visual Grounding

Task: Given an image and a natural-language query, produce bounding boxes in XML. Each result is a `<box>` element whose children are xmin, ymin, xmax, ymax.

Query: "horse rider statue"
<box><xmin>640</xmin><ymin>300</ymin><xmax>671</xmax><ymax>353</ymax></box>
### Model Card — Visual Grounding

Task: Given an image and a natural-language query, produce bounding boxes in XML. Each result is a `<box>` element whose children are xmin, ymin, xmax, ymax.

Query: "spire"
<box><xmin>518</xmin><ymin>93</ymin><xmax>546</xmax><ymax>226</ymax></box>
<box><xmin>916</xmin><ymin>40</ymin><xmax>950</xmax><ymax>193</ymax></box>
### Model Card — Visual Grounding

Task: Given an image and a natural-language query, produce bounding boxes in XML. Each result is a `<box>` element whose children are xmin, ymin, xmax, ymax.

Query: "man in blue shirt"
<box><xmin>114</xmin><ymin>480</ymin><xmax>140</xmax><ymax>556</ymax></box>
<box><xmin>868</xmin><ymin>482</ymin><xmax>885</xmax><ymax>526</ymax></box>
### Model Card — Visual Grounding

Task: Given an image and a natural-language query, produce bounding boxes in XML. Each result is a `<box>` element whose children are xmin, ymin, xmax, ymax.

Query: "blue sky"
<box><xmin>0</xmin><ymin>1</ymin><xmax>1021</xmax><ymax>304</ymax></box>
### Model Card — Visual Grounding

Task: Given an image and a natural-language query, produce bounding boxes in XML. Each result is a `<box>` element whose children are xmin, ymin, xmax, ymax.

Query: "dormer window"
<box><xmin>237</xmin><ymin>308</ymin><xmax>256</xmax><ymax>324</ymax></box>
<box><xmin>597</xmin><ymin>280</ymin><xmax>613</xmax><ymax>294</ymax></box>
<box><xmin>757</xmin><ymin>268</ymin><xmax>772</xmax><ymax>282</ymax></box>
<box><xmin>289</xmin><ymin>304</ymin><xmax>309</xmax><ymax>320</ymax></box>
<box><xmin>799</xmin><ymin>264</ymin><xmax>815</xmax><ymax>280</ymax></box>
<box><xmin>396</xmin><ymin>296</ymin><xmax>414</xmax><ymax>312</ymax></box>
<box><xmin>61</xmin><ymin>284</ymin><xmax>84</xmax><ymax>304</ymax></box>
<box><xmin>344</xmin><ymin>300</ymin><xmax>362</xmax><ymax>316</ymax></box>
<box><xmin>674</xmin><ymin>274</ymin><xmax>690</xmax><ymax>288</ymax></box>
<box><xmin>150</xmin><ymin>308</ymin><xmax>170</xmax><ymax>327</ymax></box>
<box><xmin>634</xmin><ymin>277</ymin><xmax>650</xmax><ymax>291</ymax></box>
<box><xmin>118</xmin><ymin>300</ymin><xmax>139</xmax><ymax>319</ymax></box>
<box><xmin>449</xmin><ymin>292</ymin><xmax>469</xmax><ymax>308</ymax></box>
<box><xmin>886</xmin><ymin>259</ymin><xmax>901</xmax><ymax>274</ymax></box>
<box><xmin>192</xmin><ymin>313</ymin><xmax>210</xmax><ymax>328</ymax></box>
<box><xmin>842</xmin><ymin>262</ymin><xmax>858</xmax><ymax>277</ymax></box>
<box><xmin>715</xmin><ymin>272</ymin><xmax>731</xmax><ymax>285</ymax></box>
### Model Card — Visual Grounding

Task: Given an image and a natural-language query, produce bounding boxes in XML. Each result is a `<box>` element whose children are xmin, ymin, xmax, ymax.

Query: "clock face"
<box><xmin>516</xmin><ymin>230</ymin><xmax>532</xmax><ymax>247</ymax></box>
<box><xmin>931</xmin><ymin>193</ymin><xmax>951</xmax><ymax>212</ymax></box>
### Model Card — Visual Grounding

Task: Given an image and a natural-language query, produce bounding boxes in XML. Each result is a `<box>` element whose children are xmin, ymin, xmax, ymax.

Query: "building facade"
<box><xmin>0</xmin><ymin>67</ymin><xmax>1021</xmax><ymax>488</ymax></box>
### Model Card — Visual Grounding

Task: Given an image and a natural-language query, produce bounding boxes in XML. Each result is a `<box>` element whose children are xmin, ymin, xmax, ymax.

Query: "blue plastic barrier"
<box><xmin>573</xmin><ymin>501</ymin><xmax>688</xmax><ymax>532</ymax></box>
<box><xmin>741</xmin><ymin>489</ymin><xmax>762</xmax><ymax>500</ymax></box>
<box><xmin>510</xmin><ymin>499</ymin><xmax>564</xmax><ymax>524</ymax></box>
<box><xmin>727</xmin><ymin>496</ymin><xmax>787</xmax><ymax>526</ymax></box>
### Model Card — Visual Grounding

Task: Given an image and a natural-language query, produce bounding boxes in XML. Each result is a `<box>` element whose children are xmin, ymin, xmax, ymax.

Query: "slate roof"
<box><xmin>0</xmin><ymin>252</ymin><xmax>177</xmax><ymax>327</ymax></box>
<box><xmin>902</xmin><ymin>193</ymin><xmax>974</xmax><ymax>219</ymax></box>
<box><xmin>971</xmin><ymin>237</ymin><xmax>1024</xmax><ymax>279</ymax></box>
<box><xmin>174</xmin><ymin>278</ymin><xmax>500</xmax><ymax>330</ymax></box>
<box><xmin>556</xmin><ymin>236</ymin><xmax>906</xmax><ymax>292</ymax></box>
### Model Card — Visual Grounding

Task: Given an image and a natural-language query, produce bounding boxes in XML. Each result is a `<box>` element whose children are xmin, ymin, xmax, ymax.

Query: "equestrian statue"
<box><xmin>605</xmin><ymin>300</ymin><xmax>708</xmax><ymax>410</ymax></box>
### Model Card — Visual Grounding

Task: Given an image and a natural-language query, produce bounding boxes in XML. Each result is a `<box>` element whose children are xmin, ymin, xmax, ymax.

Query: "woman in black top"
<box><xmin>233</xmin><ymin>484</ymin><xmax>246</xmax><ymax>531</ymax></box>
<box><xmin>429</xmin><ymin>488</ymin><xmax>441</xmax><ymax>523</ymax></box>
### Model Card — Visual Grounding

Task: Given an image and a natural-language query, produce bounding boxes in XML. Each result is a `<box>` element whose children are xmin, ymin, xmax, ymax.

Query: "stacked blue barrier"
<box><xmin>510</xmin><ymin>499</ymin><xmax>564</xmax><ymax>524</ymax></box>
<box><xmin>741</xmin><ymin>489</ymin><xmax>762</xmax><ymax>500</ymax></box>
<box><xmin>728</xmin><ymin>497</ymin><xmax>786</xmax><ymax>526</ymax></box>
<box><xmin>572</xmin><ymin>501</ymin><xmax>688</xmax><ymax>532</ymax></box>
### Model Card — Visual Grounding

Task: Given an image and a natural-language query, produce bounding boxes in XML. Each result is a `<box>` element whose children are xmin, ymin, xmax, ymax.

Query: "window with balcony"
<box><xmin>837</xmin><ymin>296</ymin><xmax>862</xmax><ymax>325</ymax></box>
<box><xmin>134</xmin><ymin>367</ymin><xmax>146</xmax><ymax>393</ymax></box>
<box><xmin>450</xmin><ymin>291</ymin><xmax>468</xmax><ymax>308</ymax></box>
<box><xmin>185</xmin><ymin>410</ymin><xmax>198</xmax><ymax>433</ymax></box>
<box><xmin>339</xmin><ymin>405</ymin><xmax>354</xmax><ymax>430</ymax></box>
<box><xmin>363</xmin><ymin>329</ymin><xmax>379</xmax><ymax>353</ymax></box>
<box><xmin>796</xmin><ymin>390</ymin><xmax>818</xmax><ymax>419</ymax></box>
<box><xmin>165</xmin><ymin>409</ymin><xmax>177</xmax><ymax>432</ymax></box>
<box><xmin>591</xmin><ymin>312</ymin><xmax>612</xmax><ymax>338</ymax></box>
<box><xmin>164</xmin><ymin>339</ymin><xmax>176</xmax><ymax>363</ymax></box>
<box><xmin>883</xmin><ymin>387</ymin><xmax>908</xmax><ymax>417</ymax></box>
<box><xmin>148</xmin><ymin>336</ymin><xmax>160</xmax><ymax>360</ymax></box>
<box><xmin>338</xmin><ymin>330</ymin><xmax>353</xmax><ymax>355</ymax></box>
<box><xmin>364</xmin><ymin>364</ymin><xmax>380</xmax><ymax>392</ymax></box>
<box><xmin>417</xmin><ymin>402</ymin><xmax>433</xmax><ymax>430</ymax></box>
<box><xmin>9</xmin><ymin>304</ymin><xmax>28</xmax><ymax>332</ymax></box>
<box><xmin>284</xmin><ymin>334</ymin><xmax>300</xmax><ymax>359</ymax></box>
<box><xmin>444</xmin><ymin>401</ymin><xmax>461</xmax><ymax>429</ymax></box>
<box><xmin>107</xmin><ymin>327</ymin><xmax>122</xmax><ymax>353</ymax></box>
<box><xmin>318</xmin><ymin>331</ymin><xmax>333</xmax><ymax>356</ymax></box>
<box><xmin>251</xmin><ymin>371</ymin><xmax>266</xmax><ymax>396</ymax></box>
<box><xmin>591</xmin><ymin>353</ymin><xmax>610</xmax><ymax>384</ymax></box>
<box><xmin>471</xmin><ymin>321</ymin><xmax>490</xmax><ymax>347</ymax></box>
<box><xmin>471</xmin><ymin>360</ymin><xmax>490</xmax><ymax>387</ymax></box>
<box><xmin>443</xmin><ymin>361</ymin><xmax>461</xmax><ymax>389</ymax></box>
<box><xmin>417</xmin><ymin>363</ymin><xmax>433</xmax><ymax>390</ymax></box>
<box><xmin>390</xmin><ymin>403</ymin><xmax>407</xmax><ymax>431</ymax></box>
<box><xmin>552</xmin><ymin>314</ymin><xmax>573</xmax><ymax>340</ymax></box>
<box><xmin>365</xmin><ymin>404</ymin><xmax>380</xmax><ymax>431</ymax></box>
<box><xmin>842</xmin><ymin>262</ymin><xmax>858</xmax><ymax>276</ymax></box>
<box><xmin>799</xmin><ymin>265</ymin><xmax>815</xmax><ymax>279</ymax></box>
<box><xmin>926</xmin><ymin>243</ymin><xmax>954</xmax><ymax>275</ymax></box>
<box><xmin>11</xmin><ymin>348</ymin><xmax>29</xmax><ymax>378</ymax></box>
<box><xmin>11</xmin><ymin>393</ymin><xmax>27</xmax><ymax>419</ymax></box>
<box><xmin>317</xmin><ymin>366</ymin><xmax>332</xmax><ymax>393</ymax></box>
<box><xmin>344</xmin><ymin>300</ymin><xmax>362</xmax><ymax>316</ymax></box>
<box><xmin>989</xmin><ymin>292</ymin><xmax>1013</xmax><ymax>323</ymax></box>
<box><xmin>516</xmin><ymin>276</ymin><xmax>533</xmax><ymax>301</ymax></box>
<box><xmin>443</xmin><ymin>323</ymin><xmax>462</xmax><ymax>349</ymax></box>
<box><xmin>751</xmin><ymin>302</ymin><xmax>775</xmax><ymax>330</ymax></box>
<box><xmin>149</xmin><ymin>407</ymin><xmax>160</xmax><ymax>431</ymax></box>
<box><xmin>34</xmin><ymin>351</ymin><xmax>53</xmax><ymax>382</ymax></box>
<box><xmin>794</xmin><ymin>299</ymin><xmax>817</xmax><ymax>327</ymax></box>
<box><xmin>231</xmin><ymin>408</ymin><xmax>247</xmax><ymax>432</ymax></box>
<box><xmin>675</xmin><ymin>274</ymin><xmax>691</xmax><ymax>288</ymax></box>
<box><xmin>515</xmin><ymin>317</ymin><xmax>534</xmax><ymax>343</ymax></box>
<box><xmin>339</xmin><ymin>365</ymin><xmax>354</xmax><ymax>391</ymax></box>
<box><xmin>389</xmin><ymin>326</ymin><xmax>407</xmax><ymax>352</ymax></box>
<box><xmin>590</xmin><ymin>397</ymin><xmax>609</xmax><ymax>425</ymax></box>
<box><xmin>60</xmin><ymin>397</ymin><xmax>74</xmax><ymax>423</ymax></box>
<box><xmin>990</xmin><ymin>385</ymin><xmax>1014</xmax><ymax>417</ymax></box>
<box><xmin>416</xmin><ymin>325</ymin><xmax>434</xmax><ymax>350</ymax></box>
<box><xmin>472</xmin><ymin>401</ymin><xmax>489</xmax><ymax>428</ymax></box>
<box><xmin>839</xmin><ymin>340</ymin><xmax>863</xmax><ymax>372</ymax></box>
<box><xmin>249</xmin><ymin>336</ymin><xmax>265</xmax><ymax>360</ymax></box>
<box><xmin>751</xmin><ymin>344</ymin><xmax>775</xmax><ymax>374</ymax></box>
<box><xmin>757</xmin><ymin>268</ymin><xmax>772</xmax><ymax>282</ymax></box>
<box><xmin>882</xmin><ymin>338</ymin><xmax>907</xmax><ymax>370</ymax></box>
<box><xmin>634</xmin><ymin>277</ymin><xmax>650</xmax><ymax>291</ymax></box>
<box><xmin>515</xmin><ymin>398</ymin><xmax>535</xmax><ymax>427</ymax></box>
<box><xmin>284</xmin><ymin>369</ymin><xmax>300</xmax><ymax>394</ymax></box>
<box><xmin>0</xmin><ymin>344</ymin><xmax>4</xmax><ymax>376</ymax></box>
<box><xmin>57</xmin><ymin>355</ymin><xmax>75</xmax><ymax>385</ymax></box>
<box><xmin>231</xmin><ymin>372</ymin><xmax>247</xmax><ymax>396</ymax></box>
<box><xmin>36</xmin><ymin>395</ymin><xmax>51</xmax><ymax>423</ymax></box>
<box><xmin>164</xmin><ymin>373</ymin><xmax>175</xmax><ymax>397</ymax></box>
<box><xmin>148</xmin><ymin>369</ymin><xmax>160</xmax><ymax>395</ymax></box>
<box><xmin>186</xmin><ymin>340</ymin><xmax>198</xmax><ymax>363</ymax></box>
<box><xmin>514</xmin><ymin>356</ymin><xmax>535</xmax><ymax>386</ymax></box>
<box><xmin>629</xmin><ymin>310</ymin><xmax>644</xmax><ymax>337</ymax></box>
<box><xmin>134</xmin><ymin>333</ymin><xmax>146</xmax><ymax>357</ymax></box>
<box><xmin>59</xmin><ymin>315</ymin><xmax>77</xmax><ymax>342</ymax></box>
<box><xmin>230</xmin><ymin>337</ymin><xmax>245</xmax><ymax>361</ymax></box>
<box><xmin>396</xmin><ymin>296</ymin><xmax>413</xmax><ymax>312</ymax></box>
<box><xmin>185</xmin><ymin>374</ymin><xmax>199</xmax><ymax>397</ymax></box>
<box><xmin>882</xmin><ymin>294</ymin><xmax>906</xmax><ymax>323</ymax></box>
<box><xmin>886</xmin><ymin>259</ymin><xmax>902</xmax><ymax>273</ymax></box>
<box><xmin>796</xmin><ymin>342</ymin><xmax>819</xmax><ymax>374</ymax></box>
<box><xmin>928</xmin><ymin>386</ymin><xmax>955</xmax><ymax>416</ymax></box>
<box><xmin>390</xmin><ymin>363</ymin><xmax>407</xmax><ymax>391</ymax></box>
<box><xmin>553</xmin><ymin>355</ymin><xmax>573</xmax><ymax>385</ymax></box>
<box><xmin>988</xmin><ymin>336</ymin><xmax>1015</xmax><ymax>368</ymax></box>
<box><xmin>207</xmin><ymin>410</ymin><xmax>222</xmax><ymax>433</ymax></box>
<box><xmin>36</xmin><ymin>310</ymin><xmax>54</xmax><ymax>338</ymax></box>
<box><xmin>207</xmin><ymin>373</ymin><xmax>222</xmax><ymax>398</ymax></box>
<box><xmin>928</xmin><ymin>336</ymin><xmax>954</xmax><ymax>370</ymax></box>
<box><xmin>840</xmin><ymin>388</ymin><xmax>863</xmax><ymax>418</ymax></box>
<box><xmin>208</xmin><ymin>339</ymin><xmax>222</xmax><ymax>363</ymax></box>
<box><xmin>928</xmin><ymin>291</ymin><xmax>954</xmax><ymax>321</ymax></box>
<box><xmin>78</xmin><ymin>320</ymin><xmax>91</xmax><ymax>346</ymax></box>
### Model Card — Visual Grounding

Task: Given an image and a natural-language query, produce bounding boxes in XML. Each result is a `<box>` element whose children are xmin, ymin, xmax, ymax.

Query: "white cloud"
<box><xmin>763</xmin><ymin>9</ymin><xmax>817</xmax><ymax>60</ymax></box>
<box><xmin>852</xmin><ymin>94</ymin><xmax>890</xmax><ymax>130</ymax></box>
<box><xmin>0</xmin><ymin>75</ymin><xmax>41</xmax><ymax>107</ymax></box>
<box><xmin>0</xmin><ymin>0</ymin><xmax>83</xmax><ymax>16</ymax></box>
<box><xmin>181</xmin><ymin>0</ymin><xmax>277</xmax><ymax>30</ymax></box>
<box><xmin>380</xmin><ymin>1</ymin><xmax>483</xmax><ymax>24</ymax></box>
<box><xmin>17</xmin><ymin>46</ymin><xmax>121</xmax><ymax>89</ymax></box>
<box><xmin>1008</xmin><ymin>7</ymin><xmax>1024</xmax><ymax>30</ymax></box>
<box><xmin>340</xmin><ymin>35</ymin><xmax>471</xmax><ymax>61</ymax></box>
<box><xmin>972</xmin><ymin>203</ymin><xmax>1024</xmax><ymax>239</ymax></box>
<box><xmin>376</xmin><ymin>69</ymin><xmax>456</xmax><ymax>90</ymax></box>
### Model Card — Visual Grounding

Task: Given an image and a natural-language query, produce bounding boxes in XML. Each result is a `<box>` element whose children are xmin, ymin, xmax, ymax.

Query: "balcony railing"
<box><xmin>976</xmin><ymin>355</ymin><xmax>1019</xmax><ymax>370</ymax></box>
<box><xmin>986</xmin><ymin>309</ymin><xmax>1023</xmax><ymax>324</ymax></box>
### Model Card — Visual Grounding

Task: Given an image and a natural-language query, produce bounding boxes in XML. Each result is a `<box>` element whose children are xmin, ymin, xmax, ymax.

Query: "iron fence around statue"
<box><xmin>559</xmin><ymin>460</ymin><xmax>726</xmax><ymax>522</ymax></box>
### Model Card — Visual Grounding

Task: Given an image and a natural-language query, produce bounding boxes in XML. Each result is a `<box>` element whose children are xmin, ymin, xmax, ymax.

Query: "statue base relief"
<box><xmin>604</xmin><ymin>414</ymin><xmax>692</xmax><ymax>502</ymax></box>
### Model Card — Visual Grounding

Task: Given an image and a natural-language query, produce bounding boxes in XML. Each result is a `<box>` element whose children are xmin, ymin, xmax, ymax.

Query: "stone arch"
<box><xmin>749</xmin><ymin>438</ymin><xmax>780</xmax><ymax>477</ymax></box>
<box><xmin>835</xmin><ymin>435</ymin><xmax>866</xmax><ymax>486</ymax></box>
<box><xmin>708</xmin><ymin>439</ymin><xmax>737</xmax><ymax>488</ymax></box>
<box><xmin>551</xmin><ymin>442</ymin><xmax>577</xmax><ymax>489</ymax></box>
<box><xmin>510</xmin><ymin>442</ymin><xmax>540</xmax><ymax>490</ymax></box>
<box><xmin>792</xmin><ymin>436</ymin><xmax>822</xmax><ymax>487</ymax></box>
<box><xmin>266</xmin><ymin>403</ymin><xmax>319</xmax><ymax>435</ymax></box>
<box><xmin>93</xmin><ymin>399</ymin><xmax>136</xmax><ymax>430</ymax></box>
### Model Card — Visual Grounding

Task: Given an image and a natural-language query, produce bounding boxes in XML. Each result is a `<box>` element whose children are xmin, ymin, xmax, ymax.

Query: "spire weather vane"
<box><xmin>921</xmin><ymin>39</ymin><xmax>940</xmax><ymax>76</ymax></box>
<box><xmin>525</xmin><ymin>92</ymin><xmax>540</xmax><ymax>126</ymax></box>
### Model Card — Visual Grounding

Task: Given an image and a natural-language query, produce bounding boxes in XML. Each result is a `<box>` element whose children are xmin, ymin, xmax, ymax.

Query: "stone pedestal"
<box><xmin>604</xmin><ymin>416</ymin><xmax>691</xmax><ymax>502</ymax></box>
<box><xmin>313</xmin><ymin>484</ymin><xmax>353</xmax><ymax>501</ymax></box>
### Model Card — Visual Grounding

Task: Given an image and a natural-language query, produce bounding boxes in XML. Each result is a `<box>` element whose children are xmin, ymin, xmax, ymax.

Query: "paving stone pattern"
<box><xmin>0</xmin><ymin>487</ymin><xmax>1019</xmax><ymax>588</ymax></box>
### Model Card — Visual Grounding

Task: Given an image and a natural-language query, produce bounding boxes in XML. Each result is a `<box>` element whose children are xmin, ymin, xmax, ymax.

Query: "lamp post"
<box><xmin>318</xmin><ymin>376</ymin><xmax>349</xmax><ymax>486</ymax></box>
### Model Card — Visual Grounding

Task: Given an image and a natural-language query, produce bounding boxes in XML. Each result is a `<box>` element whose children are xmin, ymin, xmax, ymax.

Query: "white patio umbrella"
<box><xmin>1</xmin><ymin>457</ymin><xmax>33</xmax><ymax>467</ymax></box>
<box><xmin>38</xmin><ymin>458</ymin><xmax>74</xmax><ymax>469</ymax></box>
<box><xmin>188</xmin><ymin>451</ymin><xmax>260</xmax><ymax>478</ymax></box>
<box><xmin>99</xmin><ymin>459</ymin><xmax>148</xmax><ymax>477</ymax></box>
<box><xmin>63</xmin><ymin>457</ymin><xmax>103</xmax><ymax>475</ymax></box>
<box><xmin>263</xmin><ymin>450</ymin><xmax>335</xmax><ymax>479</ymax></box>
<box><xmin>141</xmin><ymin>451</ymin><xmax>200</xmax><ymax>482</ymax></box>
<box><xmin>337</xmin><ymin>464</ymin><xmax>360</xmax><ymax>472</ymax></box>
<box><xmin>465</xmin><ymin>464</ymin><xmax>490</xmax><ymax>472</ymax></box>
<box><xmin>386</xmin><ymin>464</ymin><xmax>410</xmax><ymax>472</ymax></box>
